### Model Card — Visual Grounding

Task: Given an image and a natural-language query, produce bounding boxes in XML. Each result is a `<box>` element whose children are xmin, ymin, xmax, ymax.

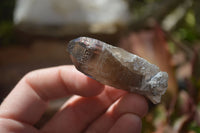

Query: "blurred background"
<box><xmin>0</xmin><ymin>0</ymin><xmax>200</xmax><ymax>132</ymax></box>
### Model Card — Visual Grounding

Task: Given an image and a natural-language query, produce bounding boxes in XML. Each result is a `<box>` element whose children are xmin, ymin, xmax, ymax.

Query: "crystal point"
<box><xmin>67</xmin><ymin>37</ymin><xmax>168</xmax><ymax>104</ymax></box>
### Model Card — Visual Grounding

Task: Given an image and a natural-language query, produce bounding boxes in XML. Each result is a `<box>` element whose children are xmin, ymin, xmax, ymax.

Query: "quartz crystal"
<box><xmin>67</xmin><ymin>37</ymin><xmax>168</xmax><ymax>104</ymax></box>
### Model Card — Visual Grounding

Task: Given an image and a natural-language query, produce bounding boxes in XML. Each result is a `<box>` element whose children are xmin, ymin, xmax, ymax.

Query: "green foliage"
<box><xmin>188</xmin><ymin>122</ymin><xmax>200</xmax><ymax>133</ymax></box>
<box><xmin>173</xmin><ymin>9</ymin><xmax>200</xmax><ymax>44</ymax></box>
<box><xmin>0</xmin><ymin>21</ymin><xmax>16</xmax><ymax>45</ymax></box>
<box><xmin>168</xmin><ymin>41</ymin><xmax>176</xmax><ymax>54</ymax></box>
<box><xmin>0</xmin><ymin>0</ymin><xmax>16</xmax><ymax>46</ymax></box>
<box><xmin>177</xmin><ymin>28</ymin><xmax>198</xmax><ymax>42</ymax></box>
<box><xmin>185</xmin><ymin>10</ymin><xmax>196</xmax><ymax>28</ymax></box>
<box><xmin>0</xmin><ymin>0</ymin><xmax>15</xmax><ymax>21</ymax></box>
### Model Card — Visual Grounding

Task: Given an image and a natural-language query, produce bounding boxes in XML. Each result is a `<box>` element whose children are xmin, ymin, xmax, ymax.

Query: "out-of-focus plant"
<box><xmin>0</xmin><ymin>0</ymin><xmax>16</xmax><ymax>46</ymax></box>
<box><xmin>124</xmin><ymin>0</ymin><xmax>200</xmax><ymax>132</ymax></box>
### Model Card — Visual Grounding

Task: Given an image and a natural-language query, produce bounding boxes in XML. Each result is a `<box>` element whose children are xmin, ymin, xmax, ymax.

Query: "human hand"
<box><xmin>0</xmin><ymin>65</ymin><xmax>148</xmax><ymax>133</ymax></box>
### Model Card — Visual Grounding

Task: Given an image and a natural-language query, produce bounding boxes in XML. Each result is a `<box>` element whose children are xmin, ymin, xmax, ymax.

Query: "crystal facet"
<box><xmin>67</xmin><ymin>37</ymin><xmax>168</xmax><ymax>104</ymax></box>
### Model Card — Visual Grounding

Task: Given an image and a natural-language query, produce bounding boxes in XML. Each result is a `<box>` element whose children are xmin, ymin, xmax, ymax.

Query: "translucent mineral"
<box><xmin>67</xmin><ymin>37</ymin><xmax>168</xmax><ymax>104</ymax></box>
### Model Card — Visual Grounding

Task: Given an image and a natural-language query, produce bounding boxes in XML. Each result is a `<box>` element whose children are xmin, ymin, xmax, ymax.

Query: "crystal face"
<box><xmin>67</xmin><ymin>37</ymin><xmax>168</xmax><ymax>104</ymax></box>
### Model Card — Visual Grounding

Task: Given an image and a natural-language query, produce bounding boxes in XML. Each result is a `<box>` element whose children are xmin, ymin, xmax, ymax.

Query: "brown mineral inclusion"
<box><xmin>67</xmin><ymin>37</ymin><xmax>168</xmax><ymax>104</ymax></box>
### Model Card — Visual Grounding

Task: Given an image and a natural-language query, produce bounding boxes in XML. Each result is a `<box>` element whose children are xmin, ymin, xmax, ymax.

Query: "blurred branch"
<box><xmin>161</xmin><ymin>0</ymin><xmax>193</xmax><ymax>31</ymax></box>
<box><xmin>128</xmin><ymin>0</ymin><xmax>192</xmax><ymax>30</ymax></box>
<box><xmin>165</xmin><ymin>31</ymin><xmax>194</xmax><ymax>60</ymax></box>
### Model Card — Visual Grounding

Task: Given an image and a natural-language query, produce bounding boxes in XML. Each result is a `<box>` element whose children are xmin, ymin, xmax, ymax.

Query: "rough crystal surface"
<box><xmin>67</xmin><ymin>37</ymin><xmax>168</xmax><ymax>104</ymax></box>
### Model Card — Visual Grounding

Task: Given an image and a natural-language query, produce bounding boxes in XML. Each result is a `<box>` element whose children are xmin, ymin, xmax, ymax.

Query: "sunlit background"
<box><xmin>0</xmin><ymin>0</ymin><xmax>200</xmax><ymax>132</ymax></box>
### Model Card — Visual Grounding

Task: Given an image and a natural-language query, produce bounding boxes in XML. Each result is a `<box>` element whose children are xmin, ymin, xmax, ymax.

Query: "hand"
<box><xmin>0</xmin><ymin>65</ymin><xmax>148</xmax><ymax>133</ymax></box>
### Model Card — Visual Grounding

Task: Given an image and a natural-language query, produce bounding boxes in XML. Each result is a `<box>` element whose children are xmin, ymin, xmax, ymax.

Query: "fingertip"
<box><xmin>112</xmin><ymin>93</ymin><xmax>149</xmax><ymax>118</ymax></box>
<box><xmin>121</xmin><ymin>113</ymin><xmax>142</xmax><ymax>129</ymax></box>
<box><xmin>109</xmin><ymin>113</ymin><xmax>142</xmax><ymax>133</ymax></box>
<box><xmin>131</xmin><ymin>93</ymin><xmax>149</xmax><ymax>117</ymax></box>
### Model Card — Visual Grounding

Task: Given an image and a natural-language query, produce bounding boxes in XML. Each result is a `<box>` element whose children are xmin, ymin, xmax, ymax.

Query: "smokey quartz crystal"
<box><xmin>67</xmin><ymin>37</ymin><xmax>168</xmax><ymax>104</ymax></box>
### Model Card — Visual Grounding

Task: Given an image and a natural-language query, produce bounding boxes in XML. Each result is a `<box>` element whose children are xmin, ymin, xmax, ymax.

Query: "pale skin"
<box><xmin>0</xmin><ymin>65</ymin><xmax>148</xmax><ymax>133</ymax></box>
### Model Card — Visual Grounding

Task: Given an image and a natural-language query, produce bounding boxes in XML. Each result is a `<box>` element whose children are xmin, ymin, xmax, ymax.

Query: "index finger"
<box><xmin>0</xmin><ymin>65</ymin><xmax>104</xmax><ymax>125</ymax></box>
